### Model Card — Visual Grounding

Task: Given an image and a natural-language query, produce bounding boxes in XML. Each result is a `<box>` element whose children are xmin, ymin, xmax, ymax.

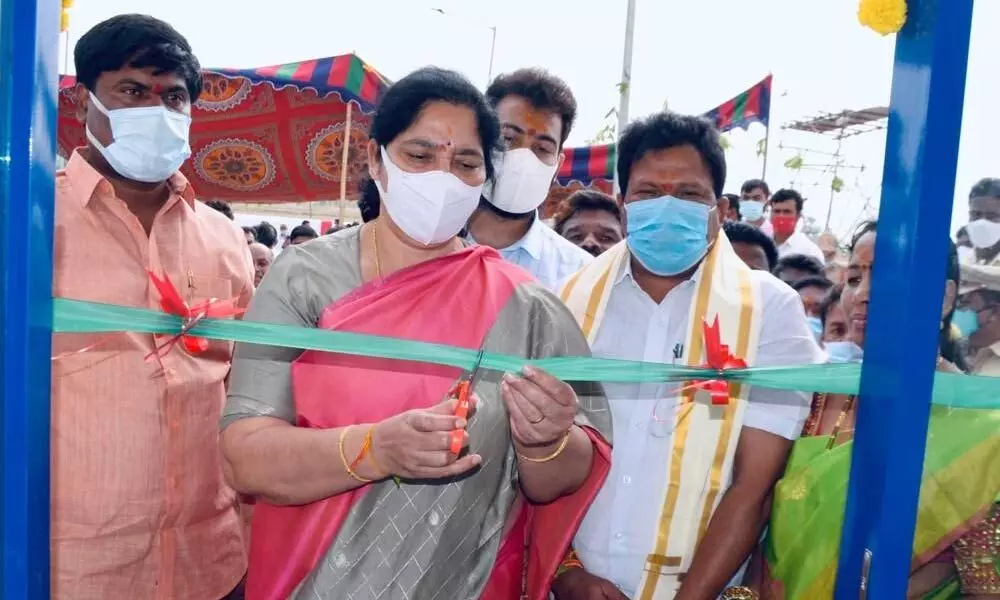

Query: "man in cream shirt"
<box><xmin>553</xmin><ymin>112</ymin><xmax>824</xmax><ymax>600</ymax></box>
<box><xmin>957</xmin><ymin>263</ymin><xmax>1000</xmax><ymax>375</ymax></box>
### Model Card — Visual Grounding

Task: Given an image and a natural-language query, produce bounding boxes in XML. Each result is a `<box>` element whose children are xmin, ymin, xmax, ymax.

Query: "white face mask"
<box><xmin>740</xmin><ymin>200</ymin><xmax>766</xmax><ymax>222</ymax></box>
<box><xmin>85</xmin><ymin>93</ymin><xmax>192</xmax><ymax>183</ymax></box>
<box><xmin>483</xmin><ymin>148</ymin><xmax>558</xmax><ymax>214</ymax></box>
<box><xmin>375</xmin><ymin>146</ymin><xmax>483</xmax><ymax>246</ymax></box>
<box><xmin>966</xmin><ymin>219</ymin><xmax>1000</xmax><ymax>249</ymax></box>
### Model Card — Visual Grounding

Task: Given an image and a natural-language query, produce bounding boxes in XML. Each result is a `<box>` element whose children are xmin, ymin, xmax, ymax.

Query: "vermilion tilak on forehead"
<box><xmin>524</xmin><ymin>112</ymin><xmax>548</xmax><ymax>133</ymax></box>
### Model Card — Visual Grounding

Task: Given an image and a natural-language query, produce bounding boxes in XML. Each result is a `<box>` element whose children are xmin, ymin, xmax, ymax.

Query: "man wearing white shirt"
<box><xmin>769</xmin><ymin>188</ymin><xmax>826</xmax><ymax>264</ymax></box>
<box><xmin>964</xmin><ymin>178</ymin><xmax>1000</xmax><ymax>266</ymax></box>
<box><xmin>465</xmin><ymin>68</ymin><xmax>592</xmax><ymax>290</ymax></box>
<box><xmin>554</xmin><ymin>113</ymin><xmax>824</xmax><ymax>600</ymax></box>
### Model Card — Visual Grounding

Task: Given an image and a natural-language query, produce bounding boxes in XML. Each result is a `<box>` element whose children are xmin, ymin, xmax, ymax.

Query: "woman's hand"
<box><xmin>501</xmin><ymin>365</ymin><xmax>578</xmax><ymax>447</ymax></box>
<box><xmin>372</xmin><ymin>396</ymin><xmax>482</xmax><ymax>480</ymax></box>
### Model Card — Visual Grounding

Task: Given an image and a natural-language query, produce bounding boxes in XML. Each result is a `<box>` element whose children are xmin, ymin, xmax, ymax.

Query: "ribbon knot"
<box><xmin>146</xmin><ymin>271</ymin><xmax>244</xmax><ymax>359</ymax></box>
<box><xmin>690</xmin><ymin>316</ymin><xmax>747</xmax><ymax>405</ymax></box>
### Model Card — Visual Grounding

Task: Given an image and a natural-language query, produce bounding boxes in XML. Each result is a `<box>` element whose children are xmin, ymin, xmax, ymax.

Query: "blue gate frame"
<box><xmin>836</xmin><ymin>1</ymin><xmax>974</xmax><ymax>598</ymax></box>
<box><xmin>0</xmin><ymin>0</ymin><xmax>977</xmax><ymax>598</ymax></box>
<box><xmin>0</xmin><ymin>0</ymin><xmax>59</xmax><ymax>597</ymax></box>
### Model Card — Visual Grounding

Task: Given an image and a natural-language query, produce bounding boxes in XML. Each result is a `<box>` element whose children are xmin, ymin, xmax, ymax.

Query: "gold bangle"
<box><xmin>517</xmin><ymin>431</ymin><xmax>571</xmax><ymax>464</ymax></box>
<box><xmin>721</xmin><ymin>586</ymin><xmax>759</xmax><ymax>600</ymax></box>
<box><xmin>339</xmin><ymin>426</ymin><xmax>372</xmax><ymax>483</ymax></box>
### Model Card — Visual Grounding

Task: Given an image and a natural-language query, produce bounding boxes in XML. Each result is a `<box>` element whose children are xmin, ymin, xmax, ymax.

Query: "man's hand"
<box><xmin>552</xmin><ymin>569</ymin><xmax>629</xmax><ymax>600</ymax></box>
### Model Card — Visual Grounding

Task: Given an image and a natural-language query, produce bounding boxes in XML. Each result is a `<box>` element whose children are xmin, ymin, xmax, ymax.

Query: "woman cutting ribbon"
<box><xmin>752</xmin><ymin>221</ymin><xmax>1000</xmax><ymax>599</ymax></box>
<box><xmin>219</xmin><ymin>66</ymin><xmax>612</xmax><ymax>600</ymax></box>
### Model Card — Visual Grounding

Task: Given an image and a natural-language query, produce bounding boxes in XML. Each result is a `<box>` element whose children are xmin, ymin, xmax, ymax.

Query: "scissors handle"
<box><xmin>450</xmin><ymin>380</ymin><xmax>471</xmax><ymax>454</ymax></box>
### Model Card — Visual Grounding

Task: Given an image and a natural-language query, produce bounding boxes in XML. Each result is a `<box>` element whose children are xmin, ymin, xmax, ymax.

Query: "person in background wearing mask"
<box><xmin>956</xmin><ymin>263</ymin><xmax>1000</xmax><ymax>375</ymax></box>
<box><xmin>721</xmin><ymin>192</ymin><xmax>741</xmax><ymax>221</ymax></box>
<box><xmin>955</xmin><ymin>225</ymin><xmax>975</xmax><ymax>264</ymax></box>
<box><xmin>754</xmin><ymin>224</ymin><xmax>1000</xmax><ymax>599</ymax></box>
<box><xmin>465</xmin><ymin>68</ymin><xmax>593</xmax><ymax>290</ymax></box>
<box><xmin>555</xmin><ymin>112</ymin><xmax>823</xmax><ymax>600</ymax></box>
<box><xmin>249</xmin><ymin>242</ymin><xmax>273</xmax><ymax>287</ymax></box>
<box><xmin>278</xmin><ymin>223</ymin><xmax>289</xmax><ymax>246</ymax></box>
<box><xmin>772</xmin><ymin>253</ymin><xmax>825</xmax><ymax>286</ymax></box>
<box><xmin>740</xmin><ymin>178</ymin><xmax>770</xmax><ymax>230</ymax></box>
<box><xmin>54</xmin><ymin>15</ymin><xmax>253</xmax><ymax>600</ymax></box>
<box><xmin>220</xmin><ymin>67</ymin><xmax>612</xmax><ymax>600</ymax></box>
<box><xmin>723</xmin><ymin>220</ymin><xmax>779</xmax><ymax>271</ymax></box>
<box><xmin>554</xmin><ymin>189</ymin><xmax>623</xmax><ymax>256</ymax></box>
<box><xmin>770</xmin><ymin>188</ymin><xmax>825</xmax><ymax>263</ymax></box>
<box><xmin>964</xmin><ymin>178</ymin><xmax>1000</xmax><ymax>265</ymax></box>
<box><xmin>288</xmin><ymin>224</ymin><xmax>318</xmax><ymax>245</ymax></box>
<box><xmin>791</xmin><ymin>276</ymin><xmax>833</xmax><ymax>341</ymax></box>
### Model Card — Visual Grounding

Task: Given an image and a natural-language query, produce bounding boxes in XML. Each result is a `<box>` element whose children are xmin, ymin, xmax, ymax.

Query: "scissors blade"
<box><xmin>466</xmin><ymin>347</ymin><xmax>487</xmax><ymax>389</ymax></box>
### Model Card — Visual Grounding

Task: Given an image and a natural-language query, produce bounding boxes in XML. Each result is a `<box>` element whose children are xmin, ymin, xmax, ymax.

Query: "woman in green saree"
<box><xmin>759</xmin><ymin>221</ymin><xmax>1000</xmax><ymax>599</ymax></box>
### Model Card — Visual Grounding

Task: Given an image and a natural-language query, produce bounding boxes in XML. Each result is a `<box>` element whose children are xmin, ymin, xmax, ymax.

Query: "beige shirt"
<box><xmin>51</xmin><ymin>151</ymin><xmax>253</xmax><ymax>599</ymax></box>
<box><xmin>971</xmin><ymin>342</ymin><xmax>1000</xmax><ymax>377</ymax></box>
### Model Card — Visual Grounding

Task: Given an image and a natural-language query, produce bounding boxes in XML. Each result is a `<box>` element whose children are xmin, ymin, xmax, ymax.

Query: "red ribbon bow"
<box><xmin>691</xmin><ymin>316</ymin><xmax>747</xmax><ymax>405</ymax></box>
<box><xmin>146</xmin><ymin>271</ymin><xmax>244</xmax><ymax>359</ymax></box>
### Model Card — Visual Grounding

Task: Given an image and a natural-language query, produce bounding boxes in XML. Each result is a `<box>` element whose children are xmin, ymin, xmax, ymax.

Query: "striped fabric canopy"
<box><xmin>556</xmin><ymin>75</ymin><xmax>772</xmax><ymax>188</ymax></box>
<box><xmin>213</xmin><ymin>54</ymin><xmax>390</xmax><ymax>111</ymax></box>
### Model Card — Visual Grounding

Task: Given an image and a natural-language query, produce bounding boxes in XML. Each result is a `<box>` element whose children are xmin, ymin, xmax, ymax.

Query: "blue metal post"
<box><xmin>0</xmin><ymin>0</ymin><xmax>59</xmax><ymax>596</ymax></box>
<box><xmin>835</xmin><ymin>1</ymin><xmax>974</xmax><ymax>598</ymax></box>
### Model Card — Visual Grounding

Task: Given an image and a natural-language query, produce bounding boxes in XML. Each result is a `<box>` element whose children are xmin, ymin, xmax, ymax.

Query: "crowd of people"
<box><xmin>49</xmin><ymin>12</ymin><xmax>1000</xmax><ymax>600</ymax></box>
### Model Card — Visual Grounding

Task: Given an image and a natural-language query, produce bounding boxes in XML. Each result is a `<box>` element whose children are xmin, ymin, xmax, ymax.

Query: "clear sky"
<box><xmin>62</xmin><ymin>0</ymin><xmax>1000</xmax><ymax>239</ymax></box>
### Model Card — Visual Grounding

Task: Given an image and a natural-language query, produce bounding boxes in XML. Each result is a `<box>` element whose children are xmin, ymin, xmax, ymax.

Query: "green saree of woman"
<box><xmin>764</xmin><ymin>404</ymin><xmax>1000</xmax><ymax>599</ymax></box>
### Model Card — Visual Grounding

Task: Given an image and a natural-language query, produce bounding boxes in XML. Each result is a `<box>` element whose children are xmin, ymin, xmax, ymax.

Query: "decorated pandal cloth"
<box><xmin>57</xmin><ymin>55</ymin><xmax>387</xmax><ymax>204</ymax></box>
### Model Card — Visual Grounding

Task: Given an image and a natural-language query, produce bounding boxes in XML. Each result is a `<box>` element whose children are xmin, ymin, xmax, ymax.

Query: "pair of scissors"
<box><xmin>449</xmin><ymin>347</ymin><xmax>486</xmax><ymax>455</ymax></box>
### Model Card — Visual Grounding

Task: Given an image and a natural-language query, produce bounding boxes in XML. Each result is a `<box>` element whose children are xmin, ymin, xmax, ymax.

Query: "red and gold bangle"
<box><xmin>339</xmin><ymin>426</ymin><xmax>372</xmax><ymax>483</ymax></box>
<box><xmin>554</xmin><ymin>548</ymin><xmax>583</xmax><ymax>579</ymax></box>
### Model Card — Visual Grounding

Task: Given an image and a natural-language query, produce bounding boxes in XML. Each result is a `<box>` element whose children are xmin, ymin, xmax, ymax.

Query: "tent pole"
<box><xmin>338</xmin><ymin>102</ymin><xmax>353</xmax><ymax>224</ymax></box>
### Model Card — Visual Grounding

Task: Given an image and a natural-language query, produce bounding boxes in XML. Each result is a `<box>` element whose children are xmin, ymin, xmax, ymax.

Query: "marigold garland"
<box><xmin>858</xmin><ymin>0</ymin><xmax>908</xmax><ymax>36</ymax></box>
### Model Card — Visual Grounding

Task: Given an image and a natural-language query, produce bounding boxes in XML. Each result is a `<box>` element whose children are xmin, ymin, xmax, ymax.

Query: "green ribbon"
<box><xmin>52</xmin><ymin>298</ymin><xmax>1000</xmax><ymax>410</ymax></box>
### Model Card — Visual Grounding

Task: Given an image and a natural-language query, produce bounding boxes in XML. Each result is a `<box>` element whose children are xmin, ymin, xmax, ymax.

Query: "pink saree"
<box><xmin>245</xmin><ymin>246</ymin><xmax>611</xmax><ymax>600</ymax></box>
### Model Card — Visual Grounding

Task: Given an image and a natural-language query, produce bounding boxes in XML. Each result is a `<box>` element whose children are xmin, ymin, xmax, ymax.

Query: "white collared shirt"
<box><xmin>573</xmin><ymin>260</ymin><xmax>825</xmax><ymax>597</ymax></box>
<box><xmin>777</xmin><ymin>230</ymin><xmax>826</xmax><ymax>264</ymax></box>
<box><xmin>470</xmin><ymin>217</ymin><xmax>592</xmax><ymax>290</ymax></box>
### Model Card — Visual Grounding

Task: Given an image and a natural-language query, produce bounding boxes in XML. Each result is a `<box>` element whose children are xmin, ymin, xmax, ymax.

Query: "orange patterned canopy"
<box><xmin>57</xmin><ymin>54</ymin><xmax>387</xmax><ymax>204</ymax></box>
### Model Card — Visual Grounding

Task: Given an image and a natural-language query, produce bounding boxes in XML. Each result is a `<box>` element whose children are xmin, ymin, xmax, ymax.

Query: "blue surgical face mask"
<box><xmin>807</xmin><ymin>316</ymin><xmax>823</xmax><ymax>341</ymax></box>
<box><xmin>740</xmin><ymin>200</ymin><xmax>766</xmax><ymax>222</ymax></box>
<box><xmin>952</xmin><ymin>309</ymin><xmax>980</xmax><ymax>337</ymax></box>
<box><xmin>824</xmin><ymin>341</ymin><xmax>864</xmax><ymax>363</ymax></box>
<box><xmin>626</xmin><ymin>196</ymin><xmax>710</xmax><ymax>277</ymax></box>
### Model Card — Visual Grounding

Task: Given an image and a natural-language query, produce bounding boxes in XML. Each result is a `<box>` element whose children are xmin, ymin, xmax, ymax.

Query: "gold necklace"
<box><xmin>371</xmin><ymin>220</ymin><xmax>383</xmax><ymax>279</ymax></box>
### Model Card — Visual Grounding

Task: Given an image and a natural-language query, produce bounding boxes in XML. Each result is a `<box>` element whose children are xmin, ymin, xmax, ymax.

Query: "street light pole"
<box><xmin>487</xmin><ymin>25</ymin><xmax>497</xmax><ymax>84</ymax></box>
<box><xmin>612</xmin><ymin>0</ymin><xmax>637</xmax><ymax>197</ymax></box>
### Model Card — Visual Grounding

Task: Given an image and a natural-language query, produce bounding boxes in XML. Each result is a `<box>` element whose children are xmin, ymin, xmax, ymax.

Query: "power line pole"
<box><xmin>612</xmin><ymin>0</ymin><xmax>637</xmax><ymax>197</ymax></box>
